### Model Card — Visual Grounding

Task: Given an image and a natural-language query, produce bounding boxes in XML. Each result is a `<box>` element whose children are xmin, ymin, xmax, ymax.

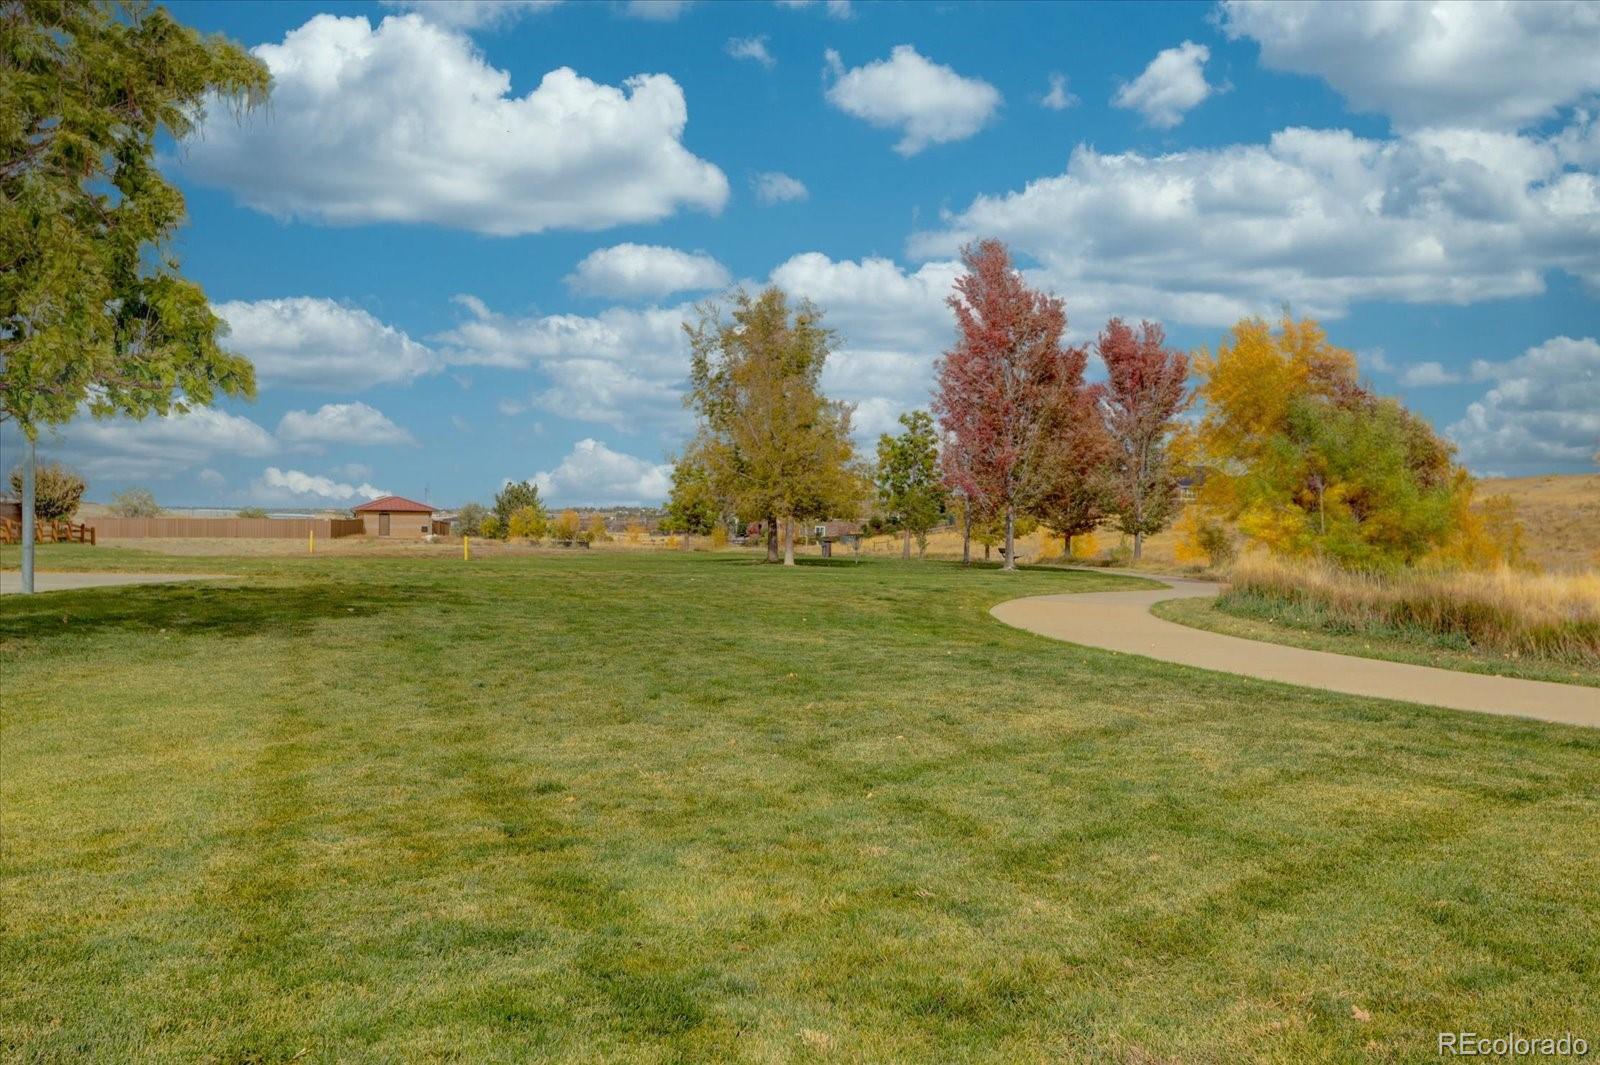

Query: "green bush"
<box><xmin>1195</xmin><ymin>517</ymin><xmax>1236</xmax><ymax>568</ymax></box>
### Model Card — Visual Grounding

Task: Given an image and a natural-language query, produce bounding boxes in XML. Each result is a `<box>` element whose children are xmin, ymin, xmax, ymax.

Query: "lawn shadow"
<box><xmin>0</xmin><ymin>580</ymin><xmax>442</xmax><ymax>643</ymax></box>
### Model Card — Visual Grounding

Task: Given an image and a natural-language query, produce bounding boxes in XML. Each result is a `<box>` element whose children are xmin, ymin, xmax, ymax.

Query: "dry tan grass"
<box><xmin>1478</xmin><ymin>473</ymin><xmax>1600</xmax><ymax>573</ymax></box>
<box><xmin>1227</xmin><ymin>553</ymin><xmax>1600</xmax><ymax>665</ymax></box>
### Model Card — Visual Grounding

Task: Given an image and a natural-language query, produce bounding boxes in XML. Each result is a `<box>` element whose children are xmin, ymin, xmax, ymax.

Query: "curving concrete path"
<box><xmin>991</xmin><ymin>575</ymin><xmax>1599</xmax><ymax>729</ymax></box>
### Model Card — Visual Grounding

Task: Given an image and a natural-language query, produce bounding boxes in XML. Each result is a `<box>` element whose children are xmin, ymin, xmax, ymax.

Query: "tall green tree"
<box><xmin>1</xmin><ymin>0</ymin><xmax>270</xmax><ymax>590</ymax></box>
<box><xmin>662</xmin><ymin>447</ymin><xmax>719</xmax><ymax>547</ymax></box>
<box><xmin>875</xmin><ymin>409</ymin><xmax>946</xmax><ymax>559</ymax></box>
<box><xmin>493</xmin><ymin>480</ymin><xmax>545</xmax><ymax>540</ymax></box>
<box><xmin>686</xmin><ymin>287</ymin><xmax>861</xmax><ymax>566</ymax></box>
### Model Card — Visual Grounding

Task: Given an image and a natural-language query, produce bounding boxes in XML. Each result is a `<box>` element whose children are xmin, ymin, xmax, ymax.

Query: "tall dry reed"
<box><xmin>1224</xmin><ymin>554</ymin><xmax>1600</xmax><ymax>666</ymax></box>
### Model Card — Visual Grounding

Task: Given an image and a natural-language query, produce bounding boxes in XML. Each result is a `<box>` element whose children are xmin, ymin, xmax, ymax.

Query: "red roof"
<box><xmin>353</xmin><ymin>495</ymin><xmax>434</xmax><ymax>513</ymax></box>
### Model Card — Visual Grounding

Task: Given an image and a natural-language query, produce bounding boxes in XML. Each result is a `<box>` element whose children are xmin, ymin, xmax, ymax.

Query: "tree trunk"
<box><xmin>1002</xmin><ymin>504</ymin><xmax>1016</xmax><ymax>571</ymax></box>
<box><xmin>680</xmin><ymin>531</ymin><xmax>691</xmax><ymax>551</ymax></box>
<box><xmin>902</xmin><ymin>529</ymin><xmax>911</xmax><ymax>560</ymax></box>
<box><xmin>984</xmin><ymin>543</ymin><xmax>991</xmax><ymax>560</ymax></box>
<box><xmin>1064</xmin><ymin>532</ymin><xmax>1072</xmax><ymax>561</ymax></box>
<box><xmin>766</xmin><ymin>517</ymin><xmax>779</xmax><ymax>563</ymax></box>
<box><xmin>19</xmin><ymin>437</ymin><xmax>35</xmax><ymax>594</ymax></box>
<box><xmin>962</xmin><ymin>507</ymin><xmax>971</xmax><ymax>566</ymax></box>
<box><xmin>783</xmin><ymin>517</ymin><xmax>795</xmax><ymax>566</ymax></box>
<box><xmin>1132</xmin><ymin>471</ymin><xmax>1145</xmax><ymax>561</ymax></box>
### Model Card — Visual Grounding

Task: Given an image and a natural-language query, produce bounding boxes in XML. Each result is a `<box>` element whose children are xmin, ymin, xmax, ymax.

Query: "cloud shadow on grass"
<box><xmin>0</xmin><ymin>581</ymin><xmax>447</xmax><ymax>643</ymax></box>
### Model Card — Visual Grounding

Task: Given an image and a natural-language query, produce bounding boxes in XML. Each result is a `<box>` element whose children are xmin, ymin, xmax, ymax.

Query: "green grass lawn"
<box><xmin>1153</xmin><ymin>591</ymin><xmax>1600</xmax><ymax>689</ymax></box>
<box><xmin>3</xmin><ymin>547</ymin><xmax>1598</xmax><ymax>1062</ymax></box>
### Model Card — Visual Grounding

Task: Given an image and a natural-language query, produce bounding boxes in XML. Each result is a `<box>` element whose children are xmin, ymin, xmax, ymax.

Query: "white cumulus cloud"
<box><xmin>1398</xmin><ymin>361</ymin><xmax>1462</xmax><ymax>387</ymax></box>
<box><xmin>216</xmin><ymin>297</ymin><xmax>436</xmax><ymax>392</ymax></box>
<box><xmin>25</xmin><ymin>405</ymin><xmax>277</xmax><ymax>482</ymax></box>
<box><xmin>1447</xmin><ymin>336</ymin><xmax>1600</xmax><ymax>475</ymax></box>
<box><xmin>910</xmin><ymin>124</ymin><xmax>1600</xmax><ymax>326</ymax></box>
<box><xmin>753</xmin><ymin>171</ymin><xmax>809</xmax><ymax>203</ymax></box>
<box><xmin>435</xmin><ymin>296</ymin><xmax>693</xmax><ymax>430</ymax></box>
<box><xmin>380</xmin><ymin>0</ymin><xmax>561</xmax><ymax>29</ymax></box>
<box><xmin>726</xmin><ymin>35</ymin><xmax>775</xmax><ymax>67</ymax></box>
<box><xmin>1042</xmin><ymin>73</ymin><xmax>1078</xmax><ymax>111</ymax></box>
<box><xmin>532</xmin><ymin>439</ymin><xmax>672</xmax><ymax>504</ymax></box>
<box><xmin>776</xmin><ymin>0</ymin><xmax>853</xmax><ymax>18</ymax></box>
<box><xmin>1113</xmin><ymin>40</ymin><xmax>1215</xmax><ymax>129</ymax></box>
<box><xmin>276</xmin><ymin>402</ymin><xmax>415</xmax><ymax>447</ymax></box>
<box><xmin>254</xmin><ymin>467</ymin><xmax>390</xmax><ymax>504</ymax></box>
<box><xmin>625</xmin><ymin>0</ymin><xmax>691</xmax><ymax>19</ymax></box>
<box><xmin>183</xmin><ymin>14</ymin><xmax>728</xmax><ymax>235</ymax></box>
<box><xmin>565</xmin><ymin>243</ymin><xmax>730</xmax><ymax>299</ymax></box>
<box><xmin>824</xmin><ymin>45</ymin><xmax>1001</xmax><ymax>155</ymax></box>
<box><xmin>768</xmin><ymin>252</ymin><xmax>964</xmax><ymax>439</ymax></box>
<box><xmin>1220</xmin><ymin>0</ymin><xmax>1600</xmax><ymax>131</ymax></box>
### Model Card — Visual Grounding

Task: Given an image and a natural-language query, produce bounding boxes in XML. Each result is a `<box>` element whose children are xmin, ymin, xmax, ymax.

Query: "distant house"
<box><xmin>812</xmin><ymin>520</ymin><xmax>864</xmax><ymax>542</ymax></box>
<box><xmin>353</xmin><ymin>495</ymin><xmax>435</xmax><ymax>538</ymax></box>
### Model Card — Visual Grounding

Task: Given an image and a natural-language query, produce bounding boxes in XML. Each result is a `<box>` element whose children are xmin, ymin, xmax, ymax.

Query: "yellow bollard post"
<box><xmin>309</xmin><ymin>528</ymin><xmax>315</xmax><ymax>555</ymax></box>
<box><xmin>463</xmin><ymin>534</ymin><xmax>470</xmax><ymax>561</ymax></box>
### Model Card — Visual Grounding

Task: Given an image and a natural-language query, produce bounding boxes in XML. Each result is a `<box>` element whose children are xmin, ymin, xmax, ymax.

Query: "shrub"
<box><xmin>710</xmin><ymin>523</ymin><xmax>729</xmax><ymax>548</ymax></box>
<box><xmin>1195</xmin><ymin>519</ymin><xmax>1235</xmax><ymax>568</ymax></box>
<box><xmin>109</xmin><ymin>488</ymin><xmax>161</xmax><ymax>517</ymax></box>
<box><xmin>478</xmin><ymin>514</ymin><xmax>501</xmax><ymax>539</ymax></box>
<box><xmin>1070</xmin><ymin>531</ymin><xmax>1102</xmax><ymax>561</ymax></box>
<box><xmin>552</xmin><ymin>509</ymin><xmax>580</xmax><ymax>543</ymax></box>
<box><xmin>508</xmin><ymin>505</ymin><xmax>546</xmax><ymax>542</ymax></box>
<box><xmin>455</xmin><ymin>502</ymin><xmax>489</xmax><ymax>537</ymax></box>
<box><xmin>9</xmin><ymin>463</ymin><xmax>86</xmax><ymax>521</ymax></box>
<box><xmin>236</xmin><ymin>506</ymin><xmax>268</xmax><ymax>519</ymax></box>
<box><xmin>586</xmin><ymin>514</ymin><xmax>611</xmax><ymax>543</ymax></box>
<box><xmin>625</xmin><ymin>521</ymin><xmax>645</xmax><ymax>544</ymax></box>
<box><xmin>1225</xmin><ymin>554</ymin><xmax>1600</xmax><ymax>665</ymax></box>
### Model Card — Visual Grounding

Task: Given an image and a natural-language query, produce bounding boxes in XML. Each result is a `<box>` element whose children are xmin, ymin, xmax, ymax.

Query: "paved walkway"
<box><xmin>0</xmin><ymin>572</ymin><xmax>222</xmax><ymax>595</ymax></box>
<box><xmin>991</xmin><ymin>575</ymin><xmax>1599</xmax><ymax>729</ymax></box>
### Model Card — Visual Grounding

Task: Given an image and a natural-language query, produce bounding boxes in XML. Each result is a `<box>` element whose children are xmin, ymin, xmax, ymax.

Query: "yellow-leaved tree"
<box><xmin>1193</xmin><ymin>316</ymin><xmax>1487</xmax><ymax>569</ymax></box>
<box><xmin>552</xmin><ymin>509</ymin><xmax>581</xmax><ymax>543</ymax></box>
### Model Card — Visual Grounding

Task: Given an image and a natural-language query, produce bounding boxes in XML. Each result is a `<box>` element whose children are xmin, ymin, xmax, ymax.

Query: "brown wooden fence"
<box><xmin>89</xmin><ymin>516</ymin><xmax>365</xmax><ymax>539</ymax></box>
<box><xmin>0</xmin><ymin>518</ymin><xmax>96</xmax><ymax>545</ymax></box>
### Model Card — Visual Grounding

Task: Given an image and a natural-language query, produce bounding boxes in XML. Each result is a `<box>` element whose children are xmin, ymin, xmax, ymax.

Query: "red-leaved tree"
<box><xmin>1097</xmin><ymin>318</ymin><xmax>1190</xmax><ymax>560</ymax></box>
<box><xmin>1034</xmin><ymin>377</ymin><xmax>1114</xmax><ymax>559</ymax></box>
<box><xmin>933</xmin><ymin>240</ymin><xmax>1079</xmax><ymax>571</ymax></box>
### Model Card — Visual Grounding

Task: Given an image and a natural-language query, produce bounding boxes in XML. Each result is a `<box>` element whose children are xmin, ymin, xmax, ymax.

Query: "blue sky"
<box><xmin>13</xmin><ymin>0</ymin><xmax>1600</xmax><ymax>507</ymax></box>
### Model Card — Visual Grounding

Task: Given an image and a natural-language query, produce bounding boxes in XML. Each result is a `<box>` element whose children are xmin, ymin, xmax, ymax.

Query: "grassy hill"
<box><xmin>1479</xmin><ymin>472</ymin><xmax>1600</xmax><ymax>572</ymax></box>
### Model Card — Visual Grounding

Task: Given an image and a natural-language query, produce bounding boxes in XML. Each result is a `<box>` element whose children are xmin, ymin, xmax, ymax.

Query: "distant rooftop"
<box><xmin>353</xmin><ymin>495</ymin><xmax>433</xmax><ymax>513</ymax></box>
